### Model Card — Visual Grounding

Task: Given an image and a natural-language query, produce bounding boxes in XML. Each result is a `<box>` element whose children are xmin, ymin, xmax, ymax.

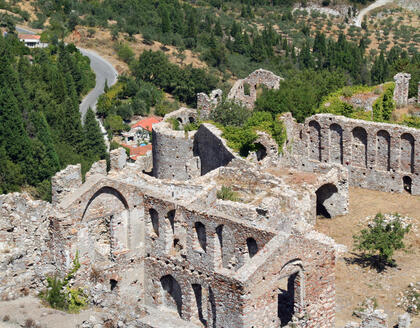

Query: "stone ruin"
<box><xmin>228</xmin><ymin>69</ymin><xmax>283</xmax><ymax>109</ymax></box>
<box><xmin>281</xmin><ymin>112</ymin><xmax>420</xmax><ymax>195</ymax></box>
<box><xmin>196</xmin><ymin>69</ymin><xmax>283</xmax><ymax>117</ymax></box>
<box><xmin>1</xmin><ymin>69</ymin><xmax>417</xmax><ymax>328</ymax></box>
<box><xmin>393</xmin><ymin>73</ymin><xmax>411</xmax><ymax>108</ymax></box>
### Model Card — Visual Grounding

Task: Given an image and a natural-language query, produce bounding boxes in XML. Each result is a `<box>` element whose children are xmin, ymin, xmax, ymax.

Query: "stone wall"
<box><xmin>394</xmin><ymin>73</ymin><xmax>411</xmax><ymax>107</ymax></box>
<box><xmin>285</xmin><ymin>113</ymin><xmax>420</xmax><ymax>195</ymax></box>
<box><xmin>196</xmin><ymin>89</ymin><xmax>222</xmax><ymax>119</ymax></box>
<box><xmin>193</xmin><ymin>123</ymin><xmax>238</xmax><ymax>176</ymax></box>
<box><xmin>228</xmin><ymin>69</ymin><xmax>283</xmax><ymax>109</ymax></box>
<box><xmin>51</xmin><ymin>164</ymin><xmax>82</xmax><ymax>204</ymax></box>
<box><xmin>152</xmin><ymin>120</ymin><xmax>199</xmax><ymax>181</ymax></box>
<box><xmin>0</xmin><ymin>193</ymin><xmax>56</xmax><ymax>300</ymax></box>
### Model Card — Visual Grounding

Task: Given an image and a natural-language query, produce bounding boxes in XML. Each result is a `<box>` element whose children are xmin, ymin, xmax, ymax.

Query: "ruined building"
<box><xmin>0</xmin><ymin>69</ymin><xmax>416</xmax><ymax>328</ymax></box>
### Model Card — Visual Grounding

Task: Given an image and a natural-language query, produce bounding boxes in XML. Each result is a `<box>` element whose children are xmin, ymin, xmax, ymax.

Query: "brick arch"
<box><xmin>277</xmin><ymin>259</ymin><xmax>305</xmax><ymax>326</ymax></box>
<box><xmin>351</xmin><ymin>127</ymin><xmax>368</xmax><ymax>168</ymax></box>
<box><xmin>376</xmin><ymin>130</ymin><xmax>391</xmax><ymax>171</ymax></box>
<box><xmin>82</xmin><ymin>186</ymin><xmax>129</xmax><ymax>220</ymax></box>
<box><xmin>308</xmin><ymin>120</ymin><xmax>322</xmax><ymax>161</ymax></box>
<box><xmin>401</xmin><ymin>133</ymin><xmax>415</xmax><ymax>173</ymax></box>
<box><xmin>329</xmin><ymin>123</ymin><xmax>343</xmax><ymax>164</ymax></box>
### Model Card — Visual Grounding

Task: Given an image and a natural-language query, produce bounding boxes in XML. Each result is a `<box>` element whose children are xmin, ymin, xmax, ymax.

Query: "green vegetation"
<box><xmin>353</xmin><ymin>213</ymin><xmax>411</xmax><ymax>269</ymax></box>
<box><xmin>0</xmin><ymin>34</ymin><xmax>103</xmax><ymax>201</ymax></box>
<box><xmin>40</xmin><ymin>252</ymin><xmax>88</xmax><ymax>313</ymax></box>
<box><xmin>217</xmin><ymin>185</ymin><xmax>239</xmax><ymax>202</ymax></box>
<box><xmin>132</xmin><ymin>50</ymin><xmax>218</xmax><ymax>107</ymax></box>
<box><xmin>210</xmin><ymin>101</ymin><xmax>286</xmax><ymax>156</ymax></box>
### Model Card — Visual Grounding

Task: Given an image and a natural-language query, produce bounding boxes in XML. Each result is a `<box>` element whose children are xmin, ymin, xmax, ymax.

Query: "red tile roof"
<box><xmin>18</xmin><ymin>34</ymin><xmax>41</xmax><ymax>40</ymax></box>
<box><xmin>131</xmin><ymin>116</ymin><xmax>162</xmax><ymax>132</ymax></box>
<box><xmin>121</xmin><ymin>144</ymin><xmax>152</xmax><ymax>161</ymax></box>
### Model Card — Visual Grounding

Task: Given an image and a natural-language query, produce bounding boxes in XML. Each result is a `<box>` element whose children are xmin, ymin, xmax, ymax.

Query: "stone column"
<box><xmin>418</xmin><ymin>81</ymin><xmax>420</xmax><ymax>104</ymax></box>
<box><xmin>389</xmin><ymin>132</ymin><xmax>400</xmax><ymax>172</ymax></box>
<box><xmin>393</xmin><ymin>73</ymin><xmax>411</xmax><ymax>107</ymax></box>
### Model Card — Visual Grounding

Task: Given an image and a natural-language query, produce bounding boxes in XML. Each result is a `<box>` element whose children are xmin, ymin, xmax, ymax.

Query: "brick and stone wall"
<box><xmin>284</xmin><ymin>113</ymin><xmax>420</xmax><ymax>195</ymax></box>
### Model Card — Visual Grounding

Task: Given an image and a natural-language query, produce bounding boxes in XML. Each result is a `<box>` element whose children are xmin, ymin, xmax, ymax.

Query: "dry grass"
<box><xmin>64</xmin><ymin>26</ymin><xmax>208</xmax><ymax>75</ymax></box>
<box><xmin>316</xmin><ymin>187</ymin><xmax>420</xmax><ymax>326</ymax></box>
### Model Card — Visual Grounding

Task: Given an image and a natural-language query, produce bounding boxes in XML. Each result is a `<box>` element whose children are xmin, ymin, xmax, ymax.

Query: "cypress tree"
<box><xmin>83</xmin><ymin>108</ymin><xmax>107</xmax><ymax>161</ymax></box>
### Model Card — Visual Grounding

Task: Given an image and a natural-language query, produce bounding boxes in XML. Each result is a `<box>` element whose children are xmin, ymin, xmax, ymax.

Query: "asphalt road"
<box><xmin>78</xmin><ymin>48</ymin><xmax>118</xmax><ymax>120</ymax></box>
<box><xmin>16</xmin><ymin>26</ymin><xmax>118</xmax><ymax>148</ymax></box>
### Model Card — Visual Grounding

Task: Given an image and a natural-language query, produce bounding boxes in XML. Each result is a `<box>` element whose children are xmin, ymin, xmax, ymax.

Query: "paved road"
<box><xmin>78</xmin><ymin>48</ymin><xmax>118</xmax><ymax>120</ymax></box>
<box><xmin>16</xmin><ymin>26</ymin><xmax>118</xmax><ymax>148</ymax></box>
<box><xmin>353</xmin><ymin>0</ymin><xmax>394</xmax><ymax>27</ymax></box>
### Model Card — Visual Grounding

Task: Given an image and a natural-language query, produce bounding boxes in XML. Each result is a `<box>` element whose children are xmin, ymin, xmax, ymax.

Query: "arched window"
<box><xmin>246</xmin><ymin>238</ymin><xmax>258</xmax><ymax>258</ymax></box>
<box><xmin>160</xmin><ymin>275</ymin><xmax>183</xmax><ymax>317</ymax></box>
<box><xmin>149</xmin><ymin>208</ymin><xmax>159</xmax><ymax>236</ymax></box>
<box><xmin>194</xmin><ymin>222</ymin><xmax>207</xmax><ymax>252</ymax></box>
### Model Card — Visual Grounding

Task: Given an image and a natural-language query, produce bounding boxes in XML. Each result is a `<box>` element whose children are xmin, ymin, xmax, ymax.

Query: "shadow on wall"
<box><xmin>316</xmin><ymin>183</ymin><xmax>338</xmax><ymax>218</ymax></box>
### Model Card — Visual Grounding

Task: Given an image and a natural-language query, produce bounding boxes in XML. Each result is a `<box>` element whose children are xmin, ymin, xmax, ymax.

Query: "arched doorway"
<box><xmin>403</xmin><ymin>176</ymin><xmax>412</xmax><ymax>194</ymax></box>
<box><xmin>315</xmin><ymin>184</ymin><xmax>338</xmax><ymax>218</ymax></box>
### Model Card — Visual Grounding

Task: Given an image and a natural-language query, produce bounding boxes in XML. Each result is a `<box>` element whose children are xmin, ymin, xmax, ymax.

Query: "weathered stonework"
<box><xmin>228</xmin><ymin>69</ymin><xmax>283</xmax><ymax>109</ymax></box>
<box><xmin>51</xmin><ymin>164</ymin><xmax>82</xmax><ymax>204</ymax></box>
<box><xmin>393</xmin><ymin>73</ymin><xmax>411</xmax><ymax>107</ymax></box>
<box><xmin>281</xmin><ymin>113</ymin><xmax>420</xmax><ymax>195</ymax></box>
<box><xmin>197</xmin><ymin>89</ymin><xmax>222</xmax><ymax>119</ymax></box>
<box><xmin>4</xmin><ymin>69</ymin><xmax>416</xmax><ymax>328</ymax></box>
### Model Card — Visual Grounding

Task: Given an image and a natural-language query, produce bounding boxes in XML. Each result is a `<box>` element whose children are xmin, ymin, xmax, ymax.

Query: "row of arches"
<box><xmin>308</xmin><ymin>121</ymin><xmax>415</xmax><ymax>173</ymax></box>
<box><xmin>148</xmin><ymin>208</ymin><xmax>260</xmax><ymax>270</ymax></box>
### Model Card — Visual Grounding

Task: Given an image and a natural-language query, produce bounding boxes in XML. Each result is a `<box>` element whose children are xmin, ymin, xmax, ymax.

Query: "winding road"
<box><xmin>353</xmin><ymin>0</ymin><xmax>394</xmax><ymax>27</ymax></box>
<box><xmin>16</xmin><ymin>26</ymin><xmax>118</xmax><ymax>148</ymax></box>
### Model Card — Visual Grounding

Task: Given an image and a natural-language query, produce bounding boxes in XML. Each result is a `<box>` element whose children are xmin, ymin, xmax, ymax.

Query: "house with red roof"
<box><xmin>122</xmin><ymin>116</ymin><xmax>162</xmax><ymax>146</ymax></box>
<box><xmin>18</xmin><ymin>34</ymin><xmax>48</xmax><ymax>48</ymax></box>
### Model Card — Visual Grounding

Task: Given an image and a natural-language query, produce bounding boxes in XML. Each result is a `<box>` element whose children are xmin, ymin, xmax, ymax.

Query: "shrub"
<box><xmin>40</xmin><ymin>252</ymin><xmax>88</xmax><ymax>313</ymax></box>
<box><xmin>217</xmin><ymin>186</ymin><xmax>239</xmax><ymax>202</ymax></box>
<box><xmin>353</xmin><ymin>213</ymin><xmax>411</xmax><ymax>267</ymax></box>
<box><xmin>167</xmin><ymin>117</ymin><xmax>180</xmax><ymax>130</ymax></box>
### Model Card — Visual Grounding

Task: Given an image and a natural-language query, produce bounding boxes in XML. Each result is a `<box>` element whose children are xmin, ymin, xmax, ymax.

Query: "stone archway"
<box><xmin>316</xmin><ymin>183</ymin><xmax>339</xmax><ymax>218</ymax></box>
<box><xmin>277</xmin><ymin>260</ymin><xmax>305</xmax><ymax>327</ymax></box>
<box><xmin>79</xmin><ymin>186</ymin><xmax>130</xmax><ymax>265</ymax></box>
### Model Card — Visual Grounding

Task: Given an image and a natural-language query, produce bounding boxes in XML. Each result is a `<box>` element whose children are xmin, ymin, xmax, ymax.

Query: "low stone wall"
<box><xmin>286</xmin><ymin>113</ymin><xmax>420</xmax><ymax>195</ymax></box>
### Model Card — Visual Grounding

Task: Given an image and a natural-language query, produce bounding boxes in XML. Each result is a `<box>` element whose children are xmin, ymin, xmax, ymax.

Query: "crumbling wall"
<box><xmin>152</xmin><ymin>120</ymin><xmax>200</xmax><ymax>181</ymax></box>
<box><xmin>241</xmin><ymin>232</ymin><xmax>337</xmax><ymax>328</ymax></box>
<box><xmin>165</xmin><ymin>107</ymin><xmax>198</xmax><ymax>129</ymax></box>
<box><xmin>228</xmin><ymin>69</ymin><xmax>283</xmax><ymax>109</ymax></box>
<box><xmin>197</xmin><ymin>89</ymin><xmax>222</xmax><ymax>119</ymax></box>
<box><xmin>193</xmin><ymin>123</ymin><xmax>237</xmax><ymax>176</ymax></box>
<box><xmin>394</xmin><ymin>73</ymin><xmax>411</xmax><ymax>107</ymax></box>
<box><xmin>51</xmin><ymin>164</ymin><xmax>82</xmax><ymax>204</ymax></box>
<box><xmin>288</xmin><ymin>113</ymin><xmax>420</xmax><ymax>195</ymax></box>
<box><xmin>0</xmin><ymin>193</ymin><xmax>56</xmax><ymax>300</ymax></box>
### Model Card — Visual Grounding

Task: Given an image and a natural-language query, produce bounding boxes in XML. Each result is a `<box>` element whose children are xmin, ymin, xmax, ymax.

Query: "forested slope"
<box><xmin>0</xmin><ymin>34</ymin><xmax>105</xmax><ymax>200</ymax></box>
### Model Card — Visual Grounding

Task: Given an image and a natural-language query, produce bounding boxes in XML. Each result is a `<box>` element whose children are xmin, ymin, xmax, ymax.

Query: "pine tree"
<box><xmin>83</xmin><ymin>108</ymin><xmax>107</xmax><ymax>161</ymax></box>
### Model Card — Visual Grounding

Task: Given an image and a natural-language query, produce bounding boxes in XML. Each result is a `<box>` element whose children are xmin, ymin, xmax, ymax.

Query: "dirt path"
<box><xmin>316</xmin><ymin>187</ymin><xmax>420</xmax><ymax>326</ymax></box>
<box><xmin>353</xmin><ymin>0</ymin><xmax>394</xmax><ymax>26</ymax></box>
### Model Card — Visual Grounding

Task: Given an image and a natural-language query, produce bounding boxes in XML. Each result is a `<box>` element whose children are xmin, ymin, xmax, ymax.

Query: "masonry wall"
<box><xmin>193</xmin><ymin>124</ymin><xmax>237</xmax><ymax>176</ymax></box>
<box><xmin>142</xmin><ymin>195</ymin><xmax>280</xmax><ymax>327</ymax></box>
<box><xmin>152</xmin><ymin>121</ymin><xmax>200</xmax><ymax>181</ymax></box>
<box><xmin>228</xmin><ymin>69</ymin><xmax>283</xmax><ymax>109</ymax></box>
<box><xmin>241</xmin><ymin>233</ymin><xmax>336</xmax><ymax>328</ymax></box>
<box><xmin>292</xmin><ymin>114</ymin><xmax>420</xmax><ymax>195</ymax></box>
